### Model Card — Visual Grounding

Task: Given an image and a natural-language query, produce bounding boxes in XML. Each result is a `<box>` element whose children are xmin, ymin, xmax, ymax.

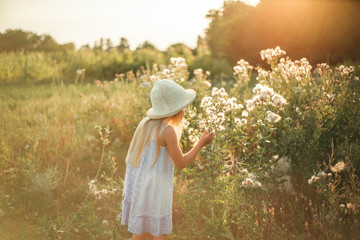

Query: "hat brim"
<box><xmin>146</xmin><ymin>89</ymin><xmax>196</xmax><ymax>119</ymax></box>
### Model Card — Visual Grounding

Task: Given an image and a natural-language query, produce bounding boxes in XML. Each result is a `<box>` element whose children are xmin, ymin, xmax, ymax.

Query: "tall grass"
<box><xmin>0</xmin><ymin>49</ymin><xmax>359</xmax><ymax>239</ymax></box>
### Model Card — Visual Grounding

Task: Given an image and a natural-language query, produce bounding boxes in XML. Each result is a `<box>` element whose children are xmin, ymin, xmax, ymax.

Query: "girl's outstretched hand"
<box><xmin>199</xmin><ymin>130</ymin><xmax>215</xmax><ymax>147</ymax></box>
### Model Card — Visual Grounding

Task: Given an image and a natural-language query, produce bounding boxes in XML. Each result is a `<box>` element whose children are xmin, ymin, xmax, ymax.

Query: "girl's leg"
<box><xmin>152</xmin><ymin>234</ymin><xmax>167</xmax><ymax>240</ymax></box>
<box><xmin>132</xmin><ymin>232</ymin><xmax>154</xmax><ymax>240</ymax></box>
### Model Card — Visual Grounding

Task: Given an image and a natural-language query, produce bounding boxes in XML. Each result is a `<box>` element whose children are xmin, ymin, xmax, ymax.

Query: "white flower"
<box><xmin>76</xmin><ymin>69</ymin><xmax>85</xmax><ymax>75</ymax></box>
<box><xmin>266</xmin><ymin>111</ymin><xmax>281</xmax><ymax>123</ymax></box>
<box><xmin>246</xmin><ymin>99</ymin><xmax>255</xmax><ymax>112</ymax></box>
<box><xmin>242</xmin><ymin>110</ymin><xmax>248</xmax><ymax>118</ymax></box>
<box><xmin>234</xmin><ymin>118</ymin><xmax>241</xmax><ymax>126</ymax></box>
<box><xmin>204</xmin><ymin>80</ymin><xmax>212</xmax><ymax>88</ymax></box>
<box><xmin>240</xmin><ymin>168</ymin><xmax>248</xmax><ymax>174</ymax></box>
<box><xmin>252</xmin><ymin>84</ymin><xmax>263</xmax><ymax>94</ymax></box>
<box><xmin>240</xmin><ymin>118</ymin><xmax>247</xmax><ymax>125</ymax></box>
<box><xmin>194</xmin><ymin>68</ymin><xmax>203</xmax><ymax>76</ymax></box>
<box><xmin>330</xmin><ymin>161</ymin><xmax>345</xmax><ymax>173</ymax></box>
<box><xmin>272</xmin><ymin>94</ymin><xmax>287</xmax><ymax>107</ymax></box>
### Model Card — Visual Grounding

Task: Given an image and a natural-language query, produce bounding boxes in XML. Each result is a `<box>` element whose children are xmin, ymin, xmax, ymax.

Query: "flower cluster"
<box><xmin>245</xmin><ymin>83</ymin><xmax>287</xmax><ymax>113</ymax></box>
<box><xmin>170</xmin><ymin>57</ymin><xmax>187</xmax><ymax>68</ymax></box>
<box><xmin>330</xmin><ymin>161</ymin><xmax>345</xmax><ymax>173</ymax></box>
<box><xmin>241</xmin><ymin>173</ymin><xmax>262</xmax><ymax>188</ymax></box>
<box><xmin>233</xmin><ymin>59</ymin><xmax>254</xmax><ymax>82</ymax></box>
<box><xmin>274</xmin><ymin>57</ymin><xmax>313</xmax><ymax>82</ymax></box>
<box><xmin>260</xmin><ymin>46</ymin><xmax>287</xmax><ymax>65</ymax></box>
<box><xmin>316</xmin><ymin>63</ymin><xmax>332</xmax><ymax>76</ymax></box>
<box><xmin>266</xmin><ymin>111</ymin><xmax>281</xmax><ymax>123</ymax></box>
<box><xmin>88</xmin><ymin>173</ymin><xmax>118</xmax><ymax>199</ymax></box>
<box><xmin>144</xmin><ymin>57</ymin><xmax>189</xmax><ymax>84</ymax></box>
<box><xmin>199</xmin><ymin>88</ymin><xmax>243</xmax><ymax>131</ymax></box>
<box><xmin>335</xmin><ymin>65</ymin><xmax>355</xmax><ymax>77</ymax></box>
<box><xmin>307</xmin><ymin>171</ymin><xmax>330</xmax><ymax>185</ymax></box>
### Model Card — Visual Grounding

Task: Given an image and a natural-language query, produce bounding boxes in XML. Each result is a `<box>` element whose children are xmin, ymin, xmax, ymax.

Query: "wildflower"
<box><xmin>240</xmin><ymin>168</ymin><xmax>248</xmax><ymax>174</ymax></box>
<box><xmin>204</xmin><ymin>80</ymin><xmax>212</xmax><ymax>88</ymax></box>
<box><xmin>242</xmin><ymin>110</ymin><xmax>248</xmax><ymax>118</ymax></box>
<box><xmin>252</xmin><ymin>84</ymin><xmax>263</xmax><ymax>94</ymax></box>
<box><xmin>150</xmin><ymin>75</ymin><xmax>157</xmax><ymax>82</ymax></box>
<box><xmin>266</xmin><ymin>111</ymin><xmax>281</xmax><ymax>123</ymax></box>
<box><xmin>271</xmin><ymin>94</ymin><xmax>287</xmax><ymax>107</ymax></box>
<box><xmin>234</xmin><ymin>118</ymin><xmax>241</xmax><ymax>126</ymax></box>
<box><xmin>140</xmin><ymin>82</ymin><xmax>151</xmax><ymax>88</ymax></box>
<box><xmin>340</xmin><ymin>204</ymin><xmax>345</xmax><ymax>208</ymax></box>
<box><xmin>102</xmin><ymin>220</ymin><xmax>109</xmax><ymax>226</ymax></box>
<box><xmin>76</xmin><ymin>69</ymin><xmax>85</xmax><ymax>75</ymax></box>
<box><xmin>330</xmin><ymin>161</ymin><xmax>345</xmax><ymax>173</ymax></box>
<box><xmin>194</xmin><ymin>68</ymin><xmax>203</xmax><ymax>76</ymax></box>
<box><xmin>246</xmin><ymin>99</ymin><xmax>255</xmax><ymax>112</ymax></box>
<box><xmin>25</xmin><ymin>144</ymin><xmax>29</xmax><ymax>150</ymax></box>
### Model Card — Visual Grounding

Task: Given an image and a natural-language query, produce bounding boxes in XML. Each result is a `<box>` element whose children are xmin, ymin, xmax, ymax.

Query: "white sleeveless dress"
<box><xmin>117</xmin><ymin>125</ymin><xmax>174</xmax><ymax>237</ymax></box>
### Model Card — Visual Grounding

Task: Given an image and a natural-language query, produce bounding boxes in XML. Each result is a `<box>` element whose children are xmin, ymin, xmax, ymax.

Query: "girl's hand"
<box><xmin>199</xmin><ymin>130</ymin><xmax>215</xmax><ymax>147</ymax></box>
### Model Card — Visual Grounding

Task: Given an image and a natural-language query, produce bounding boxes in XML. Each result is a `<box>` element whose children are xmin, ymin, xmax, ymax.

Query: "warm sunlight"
<box><xmin>240</xmin><ymin>0</ymin><xmax>260</xmax><ymax>7</ymax></box>
<box><xmin>0</xmin><ymin>0</ymin><xmax>225</xmax><ymax>50</ymax></box>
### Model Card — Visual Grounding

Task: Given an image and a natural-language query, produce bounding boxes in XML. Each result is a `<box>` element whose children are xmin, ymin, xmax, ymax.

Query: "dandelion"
<box><xmin>330</xmin><ymin>161</ymin><xmax>345</xmax><ymax>173</ymax></box>
<box><xmin>266</xmin><ymin>111</ymin><xmax>281</xmax><ymax>123</ymax></box>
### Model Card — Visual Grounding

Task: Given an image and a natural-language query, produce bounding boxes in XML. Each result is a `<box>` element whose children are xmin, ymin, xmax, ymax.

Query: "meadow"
<box><xmin>0</xmin><ymin>47</ymin><xmax>360</xmax><ymax>239</ymax></box>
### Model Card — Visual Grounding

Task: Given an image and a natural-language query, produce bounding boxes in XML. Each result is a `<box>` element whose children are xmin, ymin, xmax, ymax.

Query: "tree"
<box><xmin>205</xmin><ymin>0</ymin><xmax>360</xmax><ymax>66</ymax></box>
<box><xmin>117</xmin><ymin>37</ymin><xmax>130</xmax><ymax>51</ymax></box>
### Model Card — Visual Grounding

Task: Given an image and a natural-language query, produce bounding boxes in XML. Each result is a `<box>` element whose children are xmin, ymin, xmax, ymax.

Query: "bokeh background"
<box><xmin>0</xmin><ymin>0</ymin><xmax>360</xmax><ymax>239</ymax></box>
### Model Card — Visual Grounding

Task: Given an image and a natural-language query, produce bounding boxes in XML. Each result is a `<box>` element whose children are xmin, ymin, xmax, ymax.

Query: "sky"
<box><xmin>0</xmin><ymin>0</ymin><xmax>231</xmax><ymax>50</ymax></box>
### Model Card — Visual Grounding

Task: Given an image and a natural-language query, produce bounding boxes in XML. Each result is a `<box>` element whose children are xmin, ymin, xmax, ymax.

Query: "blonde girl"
<box><xmin>117</xmin><ymin>79</ymin><xmax>214</xmax><ymax>239</ymax></box>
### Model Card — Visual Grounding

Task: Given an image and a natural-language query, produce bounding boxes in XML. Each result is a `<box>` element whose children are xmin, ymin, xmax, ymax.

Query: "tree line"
<box><xmin>205</xmin><ymin>0</ymin><xmax>360</xmax><ymax>66</ymax></box>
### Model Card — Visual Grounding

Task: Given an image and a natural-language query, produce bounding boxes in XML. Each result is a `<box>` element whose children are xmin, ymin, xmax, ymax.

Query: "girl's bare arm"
<box><xmin>164</xmin><ymin>126</ymin><xmax>214</xmax><ymax>169</ymax></box>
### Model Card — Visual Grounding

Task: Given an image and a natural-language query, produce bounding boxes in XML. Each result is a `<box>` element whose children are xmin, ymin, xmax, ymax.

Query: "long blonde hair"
<box><xmin>125</xmin><ymin>110</ymin><xmax>185</xmax><ymax>168</ymax></box>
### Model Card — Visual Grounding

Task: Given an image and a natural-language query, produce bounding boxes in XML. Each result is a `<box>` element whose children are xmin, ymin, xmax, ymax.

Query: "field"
<box><xmin>1</xmin><ymin>47</ymin><xmax>360</xmax><ymax>239</ymax></box>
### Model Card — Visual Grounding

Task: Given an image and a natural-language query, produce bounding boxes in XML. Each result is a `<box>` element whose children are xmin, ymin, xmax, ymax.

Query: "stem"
<box><xmin>61</xmin><ymin>143</ymin><xmax>106</xmax><ymax>233</ymax></box>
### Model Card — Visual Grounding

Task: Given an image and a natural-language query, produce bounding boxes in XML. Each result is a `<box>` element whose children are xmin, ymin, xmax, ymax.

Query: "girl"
<box><xmin>117</xmin><ymin>79</ymin><xmax>215</xmax><ymax>239</ymax></box>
